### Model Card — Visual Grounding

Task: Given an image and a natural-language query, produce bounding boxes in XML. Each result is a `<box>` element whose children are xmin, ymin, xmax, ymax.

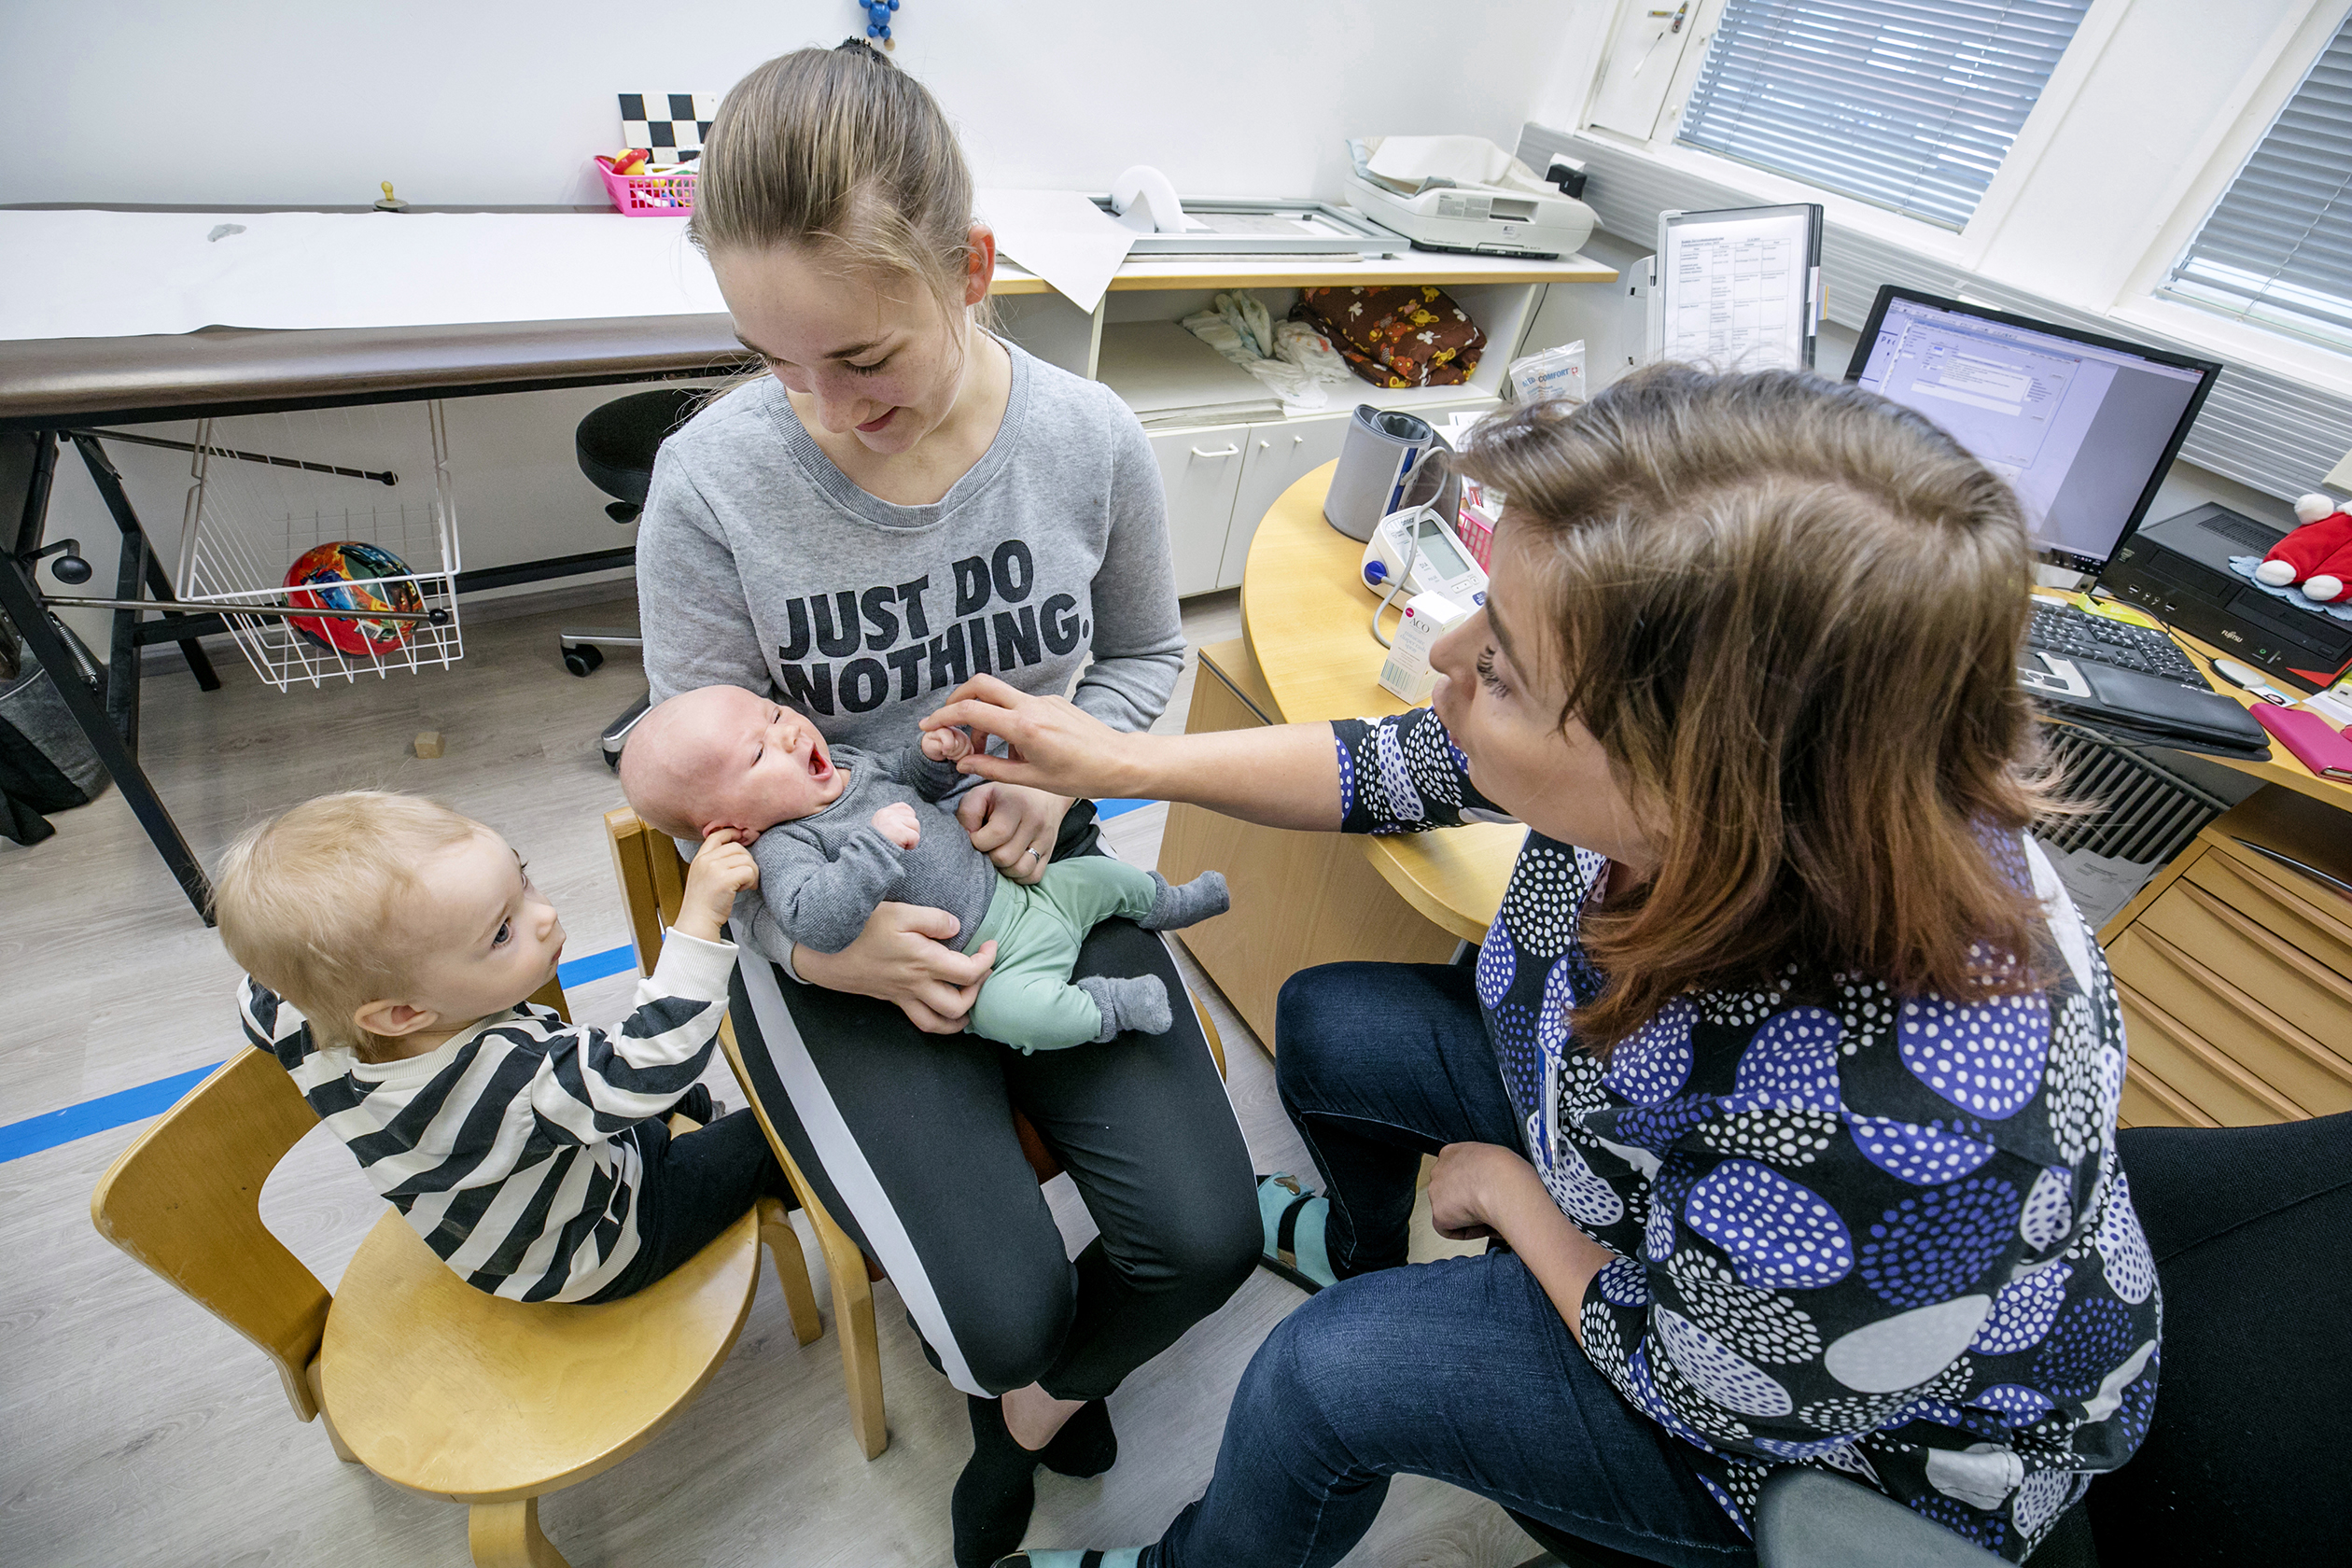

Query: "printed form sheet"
<box><xmin>1658</xmin><ymin>207</ymin><xmax>1816</xmax><ymax>372</ymax></box>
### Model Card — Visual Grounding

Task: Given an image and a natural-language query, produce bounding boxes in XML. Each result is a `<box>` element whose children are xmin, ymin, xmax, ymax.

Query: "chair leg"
<box><xmin>757</xmin><ymin>1196</ymin><xmax>823</xmax><ymax>1347</ymax></box>
<box><xmin>469</xmin><ymin>1497</ymin><xmax>568</xmax><ymax>1568</ymax></box>
<box><xmin>809</xmin><ymin>1203</ymin><xmax>888</xmax><ymax>1461</ymax></box>
<box><xmin>305</xmin><ymin>1359</ymin><xmax>361</xmax><ymax>1463</ymax></box>
<box><xmin>773</xmin><ymin>1144</ymin><xmax>889</xmax><ymax>1460</ymax></box>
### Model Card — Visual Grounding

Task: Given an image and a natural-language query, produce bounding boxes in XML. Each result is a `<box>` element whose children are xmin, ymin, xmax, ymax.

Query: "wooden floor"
<box><xmin>0</xmin><ymin>592</ymin><xmax>1552</xmax><ymax>1568</ymax></box>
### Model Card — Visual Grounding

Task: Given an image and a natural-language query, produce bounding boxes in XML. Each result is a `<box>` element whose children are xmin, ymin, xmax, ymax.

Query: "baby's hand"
<box><xmin>872</xmin><ymin>802</ymin><xmax>922</xmax><ymax>850</ymax></box>
<box><xmin>921</xmin><ymin>723</ymin><xmax>975</xmax><ymax>763</ymax></box>
<box><xmin>678</xmin><ymin>828</ymin><xmax>759</xmax><ymax>943</ymax></box>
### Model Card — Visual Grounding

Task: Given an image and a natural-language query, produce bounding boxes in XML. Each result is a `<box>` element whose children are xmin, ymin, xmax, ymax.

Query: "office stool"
<box><xmin>562</xmin><ymin>386</ymin><xmax>702</xmax><ymax>768</ymax></box>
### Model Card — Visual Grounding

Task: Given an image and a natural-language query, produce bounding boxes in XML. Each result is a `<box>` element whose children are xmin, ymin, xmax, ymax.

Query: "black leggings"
<box><xmin>584</xmin><ymin>1103</ymin><xmax>796</xmax><ymax>1303</ymax></box>
<box><xmin>725</xmin><ymin>808</ymin><xmax>1260</xmax><ymax>1399</ymax></box>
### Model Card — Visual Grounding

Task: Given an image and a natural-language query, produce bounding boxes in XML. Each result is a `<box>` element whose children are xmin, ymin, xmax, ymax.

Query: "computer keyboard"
<box><xmin>2026</xmin><ymin>600</ymin><xmax>2208</xmax><ymax>690</ymax></box>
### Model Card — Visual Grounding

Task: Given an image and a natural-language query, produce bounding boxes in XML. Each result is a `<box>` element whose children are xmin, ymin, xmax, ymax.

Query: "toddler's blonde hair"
<box><xmin>212</xmin><ymin>791</ymin><xmax>482</xmax><ymax>1057</ymax></box>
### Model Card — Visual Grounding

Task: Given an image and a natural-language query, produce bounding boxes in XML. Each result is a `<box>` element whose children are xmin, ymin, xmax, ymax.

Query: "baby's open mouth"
<box><xmin>807</xmin><ymin>746</ymin><xmax>833</xmax><ymax>781</ymax></box>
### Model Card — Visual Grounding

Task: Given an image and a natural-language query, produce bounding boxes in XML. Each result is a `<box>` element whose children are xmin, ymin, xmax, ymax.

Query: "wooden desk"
<box><xmin>1156</xmin><ymin>463</ymin><xmax>1522</xmax><ymax>1043</ymax></box>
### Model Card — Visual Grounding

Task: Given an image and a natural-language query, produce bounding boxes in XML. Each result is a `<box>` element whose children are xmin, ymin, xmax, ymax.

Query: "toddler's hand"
<box><xmin>677</xmin><ymin>828</ymin><xmax>758</xmax><ymax>943</ymax></box>
<box><xmin>921</xmin><ymin>723</ymin><xmax>975</xmax><ymax>763</ymax></box>
<box><xmin>872</xmin><ymin>802</ymin><xmax>922</xmax><ymax>850</ymax></box>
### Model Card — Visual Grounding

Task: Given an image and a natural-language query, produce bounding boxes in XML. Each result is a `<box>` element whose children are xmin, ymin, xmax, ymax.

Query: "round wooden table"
<box><xmin>1239</xmin><ymin>461</ymin><xmax>1523</xmax><ymax>942</ymax></box>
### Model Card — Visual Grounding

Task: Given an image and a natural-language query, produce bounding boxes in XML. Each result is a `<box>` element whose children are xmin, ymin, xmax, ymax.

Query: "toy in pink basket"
<box><xmin>2256</xmin><ymin>493</ymin><xmax>2352</xmax><ymax>602</ymax></box>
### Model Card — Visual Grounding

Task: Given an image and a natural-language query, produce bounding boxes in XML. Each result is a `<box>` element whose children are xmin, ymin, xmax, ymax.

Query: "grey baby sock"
<box><xmin>1139</xmin><ymin>869</ymin><xmax>1230</xmax><ymax>931</ymax></box>
<box><xmin>1077</xmin><ymin>974</ymin><xmax>1173</xmax><ymax>1041</ymax></box>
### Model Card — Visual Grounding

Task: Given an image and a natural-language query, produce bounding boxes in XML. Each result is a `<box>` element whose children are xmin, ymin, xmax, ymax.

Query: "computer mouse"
<box><xmin>2210</xmin><ymin>657</ymin><xmax>2293</xmax><ymax>706</ymax></box>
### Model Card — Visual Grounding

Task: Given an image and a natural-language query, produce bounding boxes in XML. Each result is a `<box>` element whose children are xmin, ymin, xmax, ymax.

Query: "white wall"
<box><xmin>0</xmin><ymin>0</ymin><xmax>1580</xmax><ymax>208</ymax></box>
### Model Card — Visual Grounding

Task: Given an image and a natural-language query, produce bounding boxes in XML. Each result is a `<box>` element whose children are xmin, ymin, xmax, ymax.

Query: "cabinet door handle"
<box><xmin>1190</xmin><ymin>444</ymin><xmax>1240</xmax><ymax>459</ymax></box>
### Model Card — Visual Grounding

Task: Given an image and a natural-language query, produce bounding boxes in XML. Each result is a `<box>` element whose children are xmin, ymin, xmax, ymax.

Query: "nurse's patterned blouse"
<box><xmin>1333</xmin><ymin>709</ymin><xmax>2160</xmax><ymax>1561</ymax></box>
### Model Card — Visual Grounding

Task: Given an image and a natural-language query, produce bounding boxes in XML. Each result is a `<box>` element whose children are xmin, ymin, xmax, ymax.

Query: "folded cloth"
<box><xmin>1295</xmin><ymin>285</ymin><xmax>1485</xmax><ymax>389</ymax></box>
<box><xmin>1181</xmin><ymin>289</ymin><xmax>1353</xmax><ymax>409</ymax></box>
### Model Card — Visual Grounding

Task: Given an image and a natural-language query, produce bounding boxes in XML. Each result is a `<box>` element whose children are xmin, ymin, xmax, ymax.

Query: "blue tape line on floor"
<box><xmin>1095</xmin><ymin>798</ymin><xmax>1159</xmax><ymax>820</ymax></box>
<box><xmin>0</xmin><ymin>942</ymin><xmax>643</xmax><ymax>1163</ymax></box>
<box><xmin>0</xmin><ymin>1065</ymin><xmax>217</xmax><ymax>1164</ymax></box>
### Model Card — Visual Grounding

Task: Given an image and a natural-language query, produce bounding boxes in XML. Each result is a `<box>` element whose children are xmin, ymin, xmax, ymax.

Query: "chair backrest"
<box><xmin>91</xmin><ymin>1049</ymin><xmax>331</xmax><ymax>1421</ymax></box>
<box><xmin>2086</xmin><ymin>1110</ymin><xmax>2352</xmax><ymax>1562</ymax></box>
<box><xmin>91</xmin><ymin>974</ymin><xmax>571</xmax><ymax>1426</ymax></box>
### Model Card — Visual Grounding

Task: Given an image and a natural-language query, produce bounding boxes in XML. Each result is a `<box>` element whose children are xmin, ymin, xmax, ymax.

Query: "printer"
<box><xmin>1341</xmin><ymin>135</ymin><xmax>1596</xmax><ymax>259</ymax></box>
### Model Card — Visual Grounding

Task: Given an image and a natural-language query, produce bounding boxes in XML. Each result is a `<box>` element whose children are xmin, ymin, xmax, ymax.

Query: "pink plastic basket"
<box><xmin>595</xmin><ymin>156</ymin><xmax>696</xmax><ymax>217</ymax></box>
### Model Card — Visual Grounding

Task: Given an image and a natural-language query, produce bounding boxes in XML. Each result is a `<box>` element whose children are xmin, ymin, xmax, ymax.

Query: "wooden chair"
<box><xmin>90</xmin><ymin>974</ymin><xmax>823</xmax><ymax>1568</ymax></box>
<box><xmin>603</xmin><ymin>805</ymin><xmax>1228</xmax><ymax>1464</ymax></box>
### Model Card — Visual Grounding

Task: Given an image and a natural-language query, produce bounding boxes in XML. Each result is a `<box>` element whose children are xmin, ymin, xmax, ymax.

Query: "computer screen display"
<box><xmin>1846</xmin><ymin>288</ymin><xmax>2219</xmax><ymax>574</ymax></box>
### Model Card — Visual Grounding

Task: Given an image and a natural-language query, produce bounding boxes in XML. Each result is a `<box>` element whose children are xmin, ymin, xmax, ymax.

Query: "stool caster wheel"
<box><xmin>562</xmin><ymin>643</ymin><xmax>605</xmax><ymax>678</ymax></box>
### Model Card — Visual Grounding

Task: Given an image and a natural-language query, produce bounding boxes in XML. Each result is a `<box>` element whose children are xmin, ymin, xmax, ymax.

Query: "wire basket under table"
<box><xmin>172</xmin><ymin>403</ymin><xmax>464</xmax><ymax>691</ymax></box>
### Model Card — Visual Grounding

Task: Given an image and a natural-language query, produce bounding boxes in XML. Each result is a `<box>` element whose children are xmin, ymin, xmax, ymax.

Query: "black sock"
<box><xmin>1036</xmin><ymin>1398</ymin><xmax>1116</xmax><ymax>1478</ymax></box>
<box><xmin>951</xmin><ymin>1395</ymin><xmax>1037</xmax><ymax>1568</ymax></box>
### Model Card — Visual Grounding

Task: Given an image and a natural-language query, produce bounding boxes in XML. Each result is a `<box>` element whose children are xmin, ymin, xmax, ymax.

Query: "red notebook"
<box><xmin>2253</xmin><ymin>705</ymin><xmax>2352</xmax><ymax>780</ymax></box>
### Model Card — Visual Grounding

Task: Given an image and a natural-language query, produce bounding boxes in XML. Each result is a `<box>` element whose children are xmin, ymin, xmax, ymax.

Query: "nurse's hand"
<box><xmin>922</xmin><ymin>675</ymin><xmax>1147</xmax><ymax>802</ymax></box>
<box><xmin>791</xmin><ymin>902</ymin><xmax>997</xmax><ymax>1034</ymax></box>
<box><xmin>958</xmin><ymin>781</ymin><xmax>1071</xmax><ymax>886</ymax></box>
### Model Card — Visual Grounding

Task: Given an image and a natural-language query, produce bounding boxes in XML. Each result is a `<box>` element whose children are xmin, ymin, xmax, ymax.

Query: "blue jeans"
<box><xmin>1148</xmin><ymin>962</ymin><xmax>1753</xmax><ymax>1568</ymax></box>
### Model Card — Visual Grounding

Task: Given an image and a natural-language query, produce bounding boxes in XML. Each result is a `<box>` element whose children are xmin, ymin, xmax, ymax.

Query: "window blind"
<box><xmin>1676</xmin><ymin>0</ymin><xmax>2093</xmax><ymax>231</ymax></box>
<box><xmin>2162</xmin><ymin>14</ymin><xmax>2352</xmax><ymax>352</ymax></box>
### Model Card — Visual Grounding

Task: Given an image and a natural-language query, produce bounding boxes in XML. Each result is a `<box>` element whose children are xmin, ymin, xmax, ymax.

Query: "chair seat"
<box><xmin>319</xmin><ymin>1205</ymin><xmax>761</xmax><ymax>1502</ymax></box>
<box><xmin>575</xmin><ymin>387</ymin><xmax>705</xmax><ymax>507</ymax></box>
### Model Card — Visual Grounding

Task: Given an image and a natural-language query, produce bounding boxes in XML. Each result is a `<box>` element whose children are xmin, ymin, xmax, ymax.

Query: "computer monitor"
<box><xmin>1845</xmin><ymin>287</ymin><xmax>2222</xmax><ymax>575</ymax></box>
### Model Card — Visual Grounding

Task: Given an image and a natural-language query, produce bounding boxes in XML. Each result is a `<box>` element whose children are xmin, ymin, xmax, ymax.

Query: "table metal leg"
<box><xmin>68</xmin><ymin>432</ymin><xmax>220</xmax><ymax>693</ymax></box>
<box><xmin>2</xmin><ymin>430</ymin><xmax>212</xmax><ymax>920</ymax></box>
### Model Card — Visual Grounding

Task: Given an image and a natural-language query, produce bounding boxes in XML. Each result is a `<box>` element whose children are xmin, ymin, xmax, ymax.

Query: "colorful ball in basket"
<box><xmin>283</xmin><ymin>541</ymin><xmax>424</xmax><ymax>656</ymax></box>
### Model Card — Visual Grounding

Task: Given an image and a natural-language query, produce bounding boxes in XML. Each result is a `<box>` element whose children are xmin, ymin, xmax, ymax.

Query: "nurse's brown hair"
<box><xmin>1456</xmin><ymin>364</ymin><xmax>2056</xmax><ymax>1052</ymax></box>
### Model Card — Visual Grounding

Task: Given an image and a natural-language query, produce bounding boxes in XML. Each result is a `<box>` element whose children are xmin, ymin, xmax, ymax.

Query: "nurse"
<box><xmin>932</xmin><ymin>366</ymin><xmax>2158</xmax><ymax>1567</ymax></box>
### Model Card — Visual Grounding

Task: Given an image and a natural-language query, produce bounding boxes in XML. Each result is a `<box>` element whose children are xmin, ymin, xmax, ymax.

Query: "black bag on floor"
<box><xmin>0</xmin><ymin>619</ymin><xmax>110</xmax><ymax>846</ymax></box>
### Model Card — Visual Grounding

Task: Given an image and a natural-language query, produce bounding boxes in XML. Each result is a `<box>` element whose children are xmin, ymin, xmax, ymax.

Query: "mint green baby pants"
<box><xmin>960</xmin><ymin>857</ymin><xmax>1160</xmax><ymax>1052</ymax></box>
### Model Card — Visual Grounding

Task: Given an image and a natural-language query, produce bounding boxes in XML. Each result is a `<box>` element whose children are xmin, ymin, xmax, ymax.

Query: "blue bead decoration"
<box><xmin>867</xmin><ymin>21</ymin><xmax>880</xmax><ymax>34</ymax></box>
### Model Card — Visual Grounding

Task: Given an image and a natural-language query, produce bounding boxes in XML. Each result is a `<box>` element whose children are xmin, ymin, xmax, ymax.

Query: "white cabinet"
<box><xmin>1148</xmin><ymin>425</ymin><xmax>1250</xmax><ymax>596</ymax></box>
<box><xmin>1223</xmin><ymin>413</ymin><xmax>1353</xmax><ymax>588</ymax></box>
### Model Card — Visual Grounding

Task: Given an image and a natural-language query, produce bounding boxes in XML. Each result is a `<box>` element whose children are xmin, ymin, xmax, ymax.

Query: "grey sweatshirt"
<box><xmin>637</xmin><ymin>342</ymin><xmax>1184</xmax><ymax>754</ymax></box>
<box><xmin>739</xmin><ymin>744</ymin><xmax>996</xmax><ymax>959</ymax></box>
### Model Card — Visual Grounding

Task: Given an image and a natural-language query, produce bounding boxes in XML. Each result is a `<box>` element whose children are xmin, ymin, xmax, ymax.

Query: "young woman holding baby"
<box><xmin>636</xmin><ymin>39</ymin><xmax>1258</xmax><ymax>1568</ymax></box>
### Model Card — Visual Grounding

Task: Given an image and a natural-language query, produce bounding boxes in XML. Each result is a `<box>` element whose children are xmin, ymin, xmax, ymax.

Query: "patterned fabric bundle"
<box><xmin>1295</xmin><ymin>285</ymin><xmax>1485</xmax><ymax>389</ymax></box>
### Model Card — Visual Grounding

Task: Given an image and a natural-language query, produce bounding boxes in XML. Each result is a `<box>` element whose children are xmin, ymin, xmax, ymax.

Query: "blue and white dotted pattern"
<box><xmin>1331</xmin><ymin>713</ymin><xmax>2151</xmax><ymax>1562</ymax></box>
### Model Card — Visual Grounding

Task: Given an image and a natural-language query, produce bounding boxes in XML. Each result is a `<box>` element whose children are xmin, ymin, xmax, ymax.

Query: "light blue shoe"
<box><xmin>992</xmin><ymin>1551</ymin><xmax>1146</xmax><ymax>1568</ymax></box>
<box><xmin>1256</xmin><ymin>1172</ymin><xmax>1335</xmax><ymax>1292</ymax></box>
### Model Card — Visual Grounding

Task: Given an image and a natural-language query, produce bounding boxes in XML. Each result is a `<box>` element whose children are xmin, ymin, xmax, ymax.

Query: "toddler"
<box><xmin>213</xmin><ymin>790</ymin><xmax>791</xmax><ymax>1304</ymax></box>
<box><xmin>618</xmin><ymin>684</ymin><xmax>1229</xmax><ymax>1052</ymax></box>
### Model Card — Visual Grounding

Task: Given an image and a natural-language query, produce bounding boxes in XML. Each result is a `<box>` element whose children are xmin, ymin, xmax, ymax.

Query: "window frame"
<box><xmin>1580</xmin><ymin>0</ymin><xmax>2127</xmax><ymax>272</ymax></box>
<box><xmin>2114</xmin><ymin>0</ymin><xmax>2352</xmax><ymax>390</ymax></box>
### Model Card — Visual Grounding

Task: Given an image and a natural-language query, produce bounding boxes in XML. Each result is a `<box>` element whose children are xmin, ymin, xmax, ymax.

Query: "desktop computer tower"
<box><xmin>2103</xmin><ymin>503</ymin><xmax>2352</xmax><ymax>692</ymax></box>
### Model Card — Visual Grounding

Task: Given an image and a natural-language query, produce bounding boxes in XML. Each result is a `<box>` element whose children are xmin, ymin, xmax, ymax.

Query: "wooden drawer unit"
<box><xmin>2100</xmin><ymin>786</ymin><xmax>2352</xmax><ymax>1129</ymax></box>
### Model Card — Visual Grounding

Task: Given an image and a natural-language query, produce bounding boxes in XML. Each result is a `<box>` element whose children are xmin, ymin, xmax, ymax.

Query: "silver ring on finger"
<box><xmin>1027</xmin><ymin>847</ymin><xmax>1045</xmax><ymax>860</ymax></box>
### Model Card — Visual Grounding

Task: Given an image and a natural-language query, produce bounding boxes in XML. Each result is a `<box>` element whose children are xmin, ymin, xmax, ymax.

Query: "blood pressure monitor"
<box><xmin>1361</xmin><ymin>505</ymin><xmax>1488</xmax><ymax>609</ymax></box>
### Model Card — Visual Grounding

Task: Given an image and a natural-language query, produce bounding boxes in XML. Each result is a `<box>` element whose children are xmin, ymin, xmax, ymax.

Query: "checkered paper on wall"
<box><xmin>618</xmin><ymin>93</ymin><xmax>720</xmax><ymax>162</ymax></box>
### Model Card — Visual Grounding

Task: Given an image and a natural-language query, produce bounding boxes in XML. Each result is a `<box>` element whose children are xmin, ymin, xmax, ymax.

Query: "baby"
<box><xmin>618</xmin><ymin>684</ymin><xmax>1229</xmax><ymax>1052</ymax></box>
<box><xmin>213</xmin><ymin>791</ymin><xmax>791</xmax><ymax>1304</ymax></box>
